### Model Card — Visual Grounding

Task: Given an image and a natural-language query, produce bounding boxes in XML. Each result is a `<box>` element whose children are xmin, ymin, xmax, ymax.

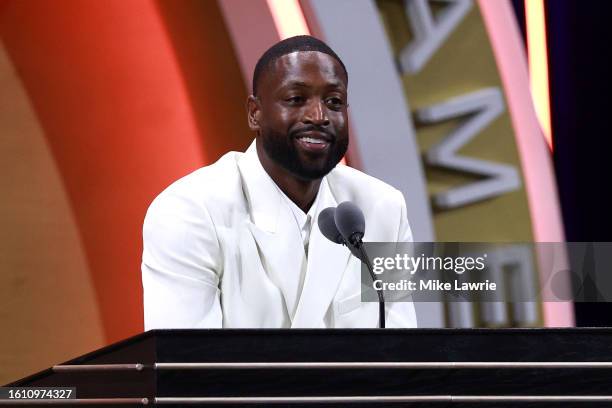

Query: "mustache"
<box><xmin>291</xmin><ymin>126</ymin><xmax>335</xmax><ymax>140</ymax></box>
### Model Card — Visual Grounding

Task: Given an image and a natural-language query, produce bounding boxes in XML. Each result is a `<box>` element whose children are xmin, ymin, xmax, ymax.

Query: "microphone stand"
<box><xmin>352</xmin><ymin>238</ymin><xmax>385</xmax><ymax>329</ymax></box>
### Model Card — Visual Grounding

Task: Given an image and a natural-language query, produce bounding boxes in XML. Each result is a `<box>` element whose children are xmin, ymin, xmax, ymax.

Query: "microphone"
<box><xmin>334</xmin><ymin>202</ymin><xmax>365</xmax><ymax>247</ymax></box>
<box><xmin>321</xmin><ymin>202</ymin><xmax>386</xmax><ymax>328</ymax></box>
<box><xmin>318</xmin><ymin>207</ymin><xmax>345</xmax><ymax>244</ymax></box>
<box><xmin>317</xmin><ymin>207</ymin><xmax>363</xmax><ymax>260</ymax></box>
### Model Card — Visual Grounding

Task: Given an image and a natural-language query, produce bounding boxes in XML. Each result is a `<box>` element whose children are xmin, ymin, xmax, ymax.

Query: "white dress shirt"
<box><xmin>272</xmin><ymin>182</ymin><xmax>321</xmax><ymax>318</ymax></box>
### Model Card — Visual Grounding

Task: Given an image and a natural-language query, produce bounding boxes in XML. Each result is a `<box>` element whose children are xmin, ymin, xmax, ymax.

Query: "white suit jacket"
<box><xmin>142</xmin><ymin>141</ymin><xmax>417</xmax><ymax>329</ymax></box>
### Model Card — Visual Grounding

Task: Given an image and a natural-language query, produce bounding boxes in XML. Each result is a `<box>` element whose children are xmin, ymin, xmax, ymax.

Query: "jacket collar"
<box><xmin>236</xmin><ymin>140</ymin><xmax>281</xmax><ymax>233</ymax></box>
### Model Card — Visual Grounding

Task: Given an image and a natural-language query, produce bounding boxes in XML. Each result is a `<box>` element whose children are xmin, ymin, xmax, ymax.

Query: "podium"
<box><xmin>6</xmin><ymin>328</ymin><xmax>612</xmax><ymax>406</ymax></box>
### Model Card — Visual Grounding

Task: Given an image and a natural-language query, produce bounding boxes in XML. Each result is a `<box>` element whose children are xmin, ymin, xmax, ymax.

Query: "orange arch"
<box><xmin>0</xmin><ymin>0</ymin><xmax>251</xmax><ymax>342</ymax></box>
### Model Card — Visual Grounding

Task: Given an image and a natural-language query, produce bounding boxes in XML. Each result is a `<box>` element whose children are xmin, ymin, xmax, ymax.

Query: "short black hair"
<box><xmin>252</xmin><ymin>35</ymin><xmax>348</xmax><ymax>96</ymax></box>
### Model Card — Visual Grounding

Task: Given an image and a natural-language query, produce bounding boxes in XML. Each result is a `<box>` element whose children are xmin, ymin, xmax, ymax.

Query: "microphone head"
<box><xmin>335</xmin><ymin>201</ymin><xmax>365</xmax><ymax>246</ymax></box>
<box><xmin>317</xmin><ymin>207</ymin><xmax>344</xmax><ymax>244</ymax></box>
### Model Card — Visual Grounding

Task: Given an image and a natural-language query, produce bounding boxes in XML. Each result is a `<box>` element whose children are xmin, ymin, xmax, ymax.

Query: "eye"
<box><xmin>325</xmin><ymin>96</ymin><xmax>346</xmax><ymax>110</ymax></box>
<box><xmin>286</xmin><ymin>96</ymin><xmax>305</xmax><ymax>105</ymax></box>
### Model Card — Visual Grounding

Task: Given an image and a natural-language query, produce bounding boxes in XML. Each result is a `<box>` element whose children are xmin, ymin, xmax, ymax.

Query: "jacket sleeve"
<box><xmin>141</xmin><ymin>191</ymin><xmax>222</xmax><ymax>330</ymax></box>
<box><xmin>386</xmin><ymin>189</ymin><xmax>418</xmax><ymax>328</ymax></box>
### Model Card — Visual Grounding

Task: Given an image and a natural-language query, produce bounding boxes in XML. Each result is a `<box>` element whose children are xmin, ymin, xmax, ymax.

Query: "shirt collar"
<box><xmin>275</xmin><ymin>180</ymin><xmax>322</xmax><ymax>233</ymax></box>
<box><xmin>237</xmin><ymin>139</ymin><xmax>329</xmax><ymax>234</ymax></box>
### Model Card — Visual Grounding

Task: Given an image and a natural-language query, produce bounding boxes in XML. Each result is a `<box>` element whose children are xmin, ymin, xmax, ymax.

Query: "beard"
<box><xmin>261</xmin><ymin>130</ymin><xmax>349</xmax><ymax>180</ymax></box>
<box><xmin>260</xmin><ymin>128</ymin><xmax>349</xmax><ymax>181</ymax></box>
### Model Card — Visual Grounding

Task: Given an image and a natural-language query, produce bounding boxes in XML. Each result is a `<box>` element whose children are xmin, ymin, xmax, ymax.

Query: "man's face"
<box><xmin>249</xmin><ymin>51</ymin><xmax>349</xmax><ymax>181</ymax></box>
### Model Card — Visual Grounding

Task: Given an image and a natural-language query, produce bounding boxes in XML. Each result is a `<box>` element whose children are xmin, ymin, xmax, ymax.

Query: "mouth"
<box><xmin>294</xmin><ymin>131</ymin><xmax>332</xmax><ymax>153</ymax></box>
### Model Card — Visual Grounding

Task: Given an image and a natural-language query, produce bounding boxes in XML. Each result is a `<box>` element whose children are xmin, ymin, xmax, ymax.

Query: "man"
<box><xmin>142</xmin><ymin>36</ymin><xmax>416</xmax><ymax>329</ymax></box>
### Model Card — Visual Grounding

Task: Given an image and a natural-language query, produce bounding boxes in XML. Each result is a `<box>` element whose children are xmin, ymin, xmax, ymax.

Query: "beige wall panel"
<box><xmin>0</xmin><ymin>43</ymin><xmax>104</xmax><ymax>384</ymax></box>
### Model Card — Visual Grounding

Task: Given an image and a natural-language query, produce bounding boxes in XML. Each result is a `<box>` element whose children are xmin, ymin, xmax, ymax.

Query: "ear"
<box><xmin>246</xmin><ymin>95</ymin><xmax>261</xmax><ymax>132</ymax></box>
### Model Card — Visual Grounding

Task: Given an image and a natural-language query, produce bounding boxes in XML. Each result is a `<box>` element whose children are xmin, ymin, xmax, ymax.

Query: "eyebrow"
<box><xmin>283</xmin><ymin>81</ymin><xmax>309</xmax><ymax>88</ymax></box>
<box><xmin>281</xmin><ymin>80</ymin><xmax>346</xmax><ymax>90</ymax></box>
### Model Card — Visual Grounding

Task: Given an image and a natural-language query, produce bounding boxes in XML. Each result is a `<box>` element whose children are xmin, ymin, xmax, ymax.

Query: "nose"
<box><xmin>303</xmin><ymin>99</ymin><xmax>330</xmax><ymax>127</ymax></box>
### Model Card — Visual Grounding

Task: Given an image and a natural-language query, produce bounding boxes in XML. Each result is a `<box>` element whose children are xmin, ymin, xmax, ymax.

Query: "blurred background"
<box><xmin>1</xmin><ymin>0</ymin><xmax>610</xmax><ymax>384</ymax></box>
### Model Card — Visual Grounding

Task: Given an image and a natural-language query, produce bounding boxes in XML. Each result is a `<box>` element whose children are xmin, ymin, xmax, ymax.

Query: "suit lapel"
<box><xmin>237</xmin><ymin>141</ymin><xmax>280</xmax><ymax>234</ymax></box>
<box><xmin>237</xmin><ymin>141</ymin><xmax>305</xmax><ymax>320</ymax></box>
<box><xmin>246</xmin><ymin>209</ymin><xmax>306</xmax><ymax>321</ymax></box>
<box><xmin>292</xmin><ymin>178</ymin><xmax>352</xmax><ymax>327</ymax></box>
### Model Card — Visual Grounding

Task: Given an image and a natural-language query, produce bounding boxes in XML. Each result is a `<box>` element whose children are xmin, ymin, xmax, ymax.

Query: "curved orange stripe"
<box><xmin>1</xmin><ymin>0</ymin><xmax>206</xmax><ymax>342</ymax></box>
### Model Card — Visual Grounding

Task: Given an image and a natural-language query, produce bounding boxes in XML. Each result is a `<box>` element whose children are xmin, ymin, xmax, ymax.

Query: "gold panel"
<box><xmin>0</xmin><ymin>43</ymin><xmax>104</xmax><ymax>384</ymax></box>
<box><xmin>378</xmin><ymin>1</ymin><xmax>533</xmax><ymax>242</ymax></box>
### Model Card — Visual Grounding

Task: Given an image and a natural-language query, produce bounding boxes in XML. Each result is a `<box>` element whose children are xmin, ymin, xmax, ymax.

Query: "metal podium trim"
<box><xmin>52</xmin><ymin>364</ymin><xmax>145</xmax><ymax>372</ymax></box>
<box><xmin>0</xmin><ymin>398</ymin><xmax>149</xmax><ymax>405</ymax></box>
<box><xmin>154</xmin><ymin>361</ymin><xmax>612</xmax><ymax>369</ymax></box>
<box><xmin>155</xmin><ymin>395</ymin><xmax>612</xmax><ymax>404</ymax></box>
